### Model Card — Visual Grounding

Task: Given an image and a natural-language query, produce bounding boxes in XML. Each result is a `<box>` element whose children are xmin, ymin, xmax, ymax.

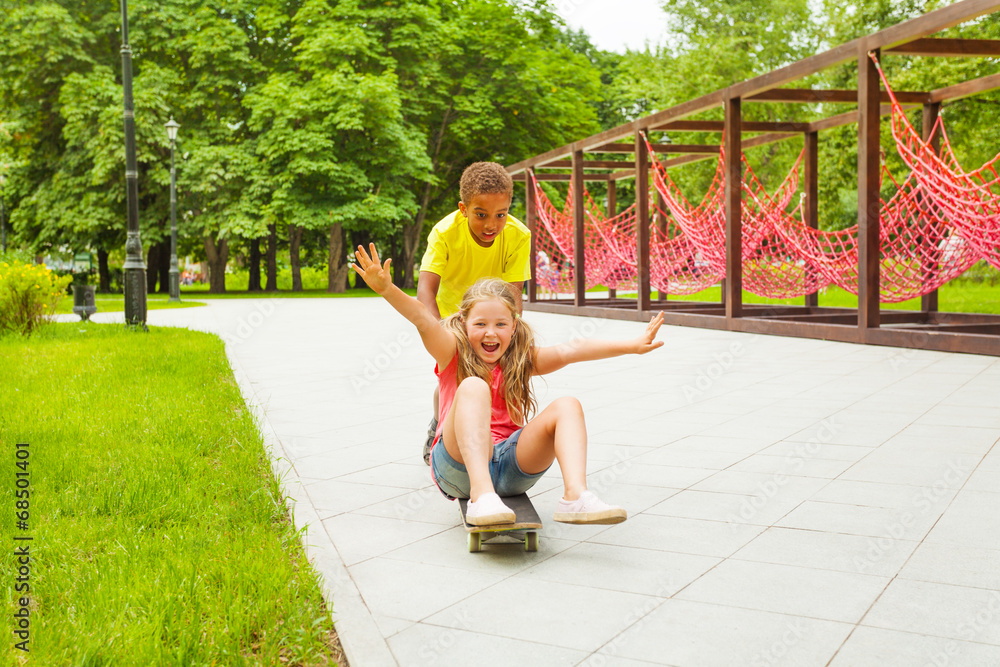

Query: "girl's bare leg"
<box><xmin>514</xmin><ymin>397</ymin><xmax>588</xmax><ymax>501</ymax></box>
<box><xmin>440</xmin><ymin>377</ymin><xmax>495</xmax><ymax>502</ymax></box>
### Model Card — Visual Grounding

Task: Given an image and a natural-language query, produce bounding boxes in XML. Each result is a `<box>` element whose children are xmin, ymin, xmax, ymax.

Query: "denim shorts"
<box><xmin>431</xmin><ymin>428</ymin><xmax>549</xmax><ymax>500</ymax></box>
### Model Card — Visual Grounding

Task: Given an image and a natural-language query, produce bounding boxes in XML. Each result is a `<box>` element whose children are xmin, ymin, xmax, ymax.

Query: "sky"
<box><xmin>554</xmin><ymin>0</ymin><xmax>670</xmax><ymax>53</ymax></box>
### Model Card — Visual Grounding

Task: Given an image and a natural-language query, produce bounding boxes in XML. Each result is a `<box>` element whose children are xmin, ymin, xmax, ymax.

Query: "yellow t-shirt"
<box><xmin>419</xmin><ymin>210</ymin><xmax>532</xmax><ymax>317</ymax></box>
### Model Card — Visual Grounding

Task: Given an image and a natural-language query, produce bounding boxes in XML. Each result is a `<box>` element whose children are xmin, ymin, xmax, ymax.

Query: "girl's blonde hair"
<box><xmin>443</xmin><ymin>278</ymin><xmax>536</xmax><ymax>424</ymax></box>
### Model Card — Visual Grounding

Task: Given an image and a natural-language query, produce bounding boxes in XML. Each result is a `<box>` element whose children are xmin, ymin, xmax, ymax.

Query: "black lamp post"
<box><xmin>120</xmin><ymin>0</ymin><xmax>147</xmax><ymax>326</ymax></box>
<box><xmin>165</xmin><ymin>118</ymin><xmax>180</xmax><ymax>302</ymax></box>
<box><xmin>0</xmin><ymin>173</ymin><xmax>6</xmax><ymax>254</ymax></box>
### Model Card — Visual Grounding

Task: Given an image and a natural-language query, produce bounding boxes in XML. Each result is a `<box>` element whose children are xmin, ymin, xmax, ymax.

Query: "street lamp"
<box><xmin>0</xmin><ymin>172</ymin><xmax>6</xmax><ymax>254</ymax></box>
<box><xmin>165</xmin><ymin>118</ymin><xmax>180</xmax><ymax>302</ymax></box>
<box><xmin>120</xmin><ymin>0</ymin><xmax>147</xmax><ymax>326</ymax></box>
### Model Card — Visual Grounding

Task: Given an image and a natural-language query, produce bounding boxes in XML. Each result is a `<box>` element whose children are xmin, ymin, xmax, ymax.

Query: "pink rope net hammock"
<box><xmin>528</xmin><ymin>66</ymin><xmax>998</xmax><ymax>301</ymax></box>
<box><xmin>873</xmin><ymin>52</ymin><xmax>1000</xmax><ymax>271</ymax></box>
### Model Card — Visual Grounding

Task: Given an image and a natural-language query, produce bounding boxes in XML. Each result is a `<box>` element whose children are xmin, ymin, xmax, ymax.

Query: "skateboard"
<box><xmin>459</xmin><ymin>493</ymin><xmax>542</xmax><ymax>553</ymax></box>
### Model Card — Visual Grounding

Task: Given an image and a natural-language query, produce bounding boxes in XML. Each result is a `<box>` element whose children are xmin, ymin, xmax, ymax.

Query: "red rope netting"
<box><xmin>529</xmin><ymin>173</ymin><xmax>628</xmax><ymax>293</ymax></box>
<box><xmin>772</xmin><ymin>164</ymin><xmax>981</xmax><ymax>301</ymax></box>
<box><xmin>648</xmin><ymin>135</ymin><xmax>824</xmax><ymax>298</ymax></box>
<box><xmin>528</xmin><ymin>63</ymin><xmax>998</xmax><ymax>300</ymax></box>
<box><xmin>873</xmin><ymin>53</ymin><xmax>1000</xmax><ymax>270</ymax></box>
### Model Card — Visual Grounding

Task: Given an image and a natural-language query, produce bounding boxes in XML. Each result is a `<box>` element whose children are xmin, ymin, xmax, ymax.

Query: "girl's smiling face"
<box><xmin>464</xmin><ymin>298</ymin><xmax>515</xmax><ymax>367</ymax></box>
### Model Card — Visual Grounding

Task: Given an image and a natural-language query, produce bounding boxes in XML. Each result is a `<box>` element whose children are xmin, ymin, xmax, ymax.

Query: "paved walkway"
<box><xmin>75</xmin><ymin>298</ymin><xmax>1000</xmax><ymax>666</ymax></box>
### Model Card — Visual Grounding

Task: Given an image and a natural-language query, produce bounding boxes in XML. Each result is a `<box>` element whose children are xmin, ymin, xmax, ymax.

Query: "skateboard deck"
<box><xmin>459</xmin><ymin>493</ymin><xmax>542</xmax><ymax>552</ymax></box>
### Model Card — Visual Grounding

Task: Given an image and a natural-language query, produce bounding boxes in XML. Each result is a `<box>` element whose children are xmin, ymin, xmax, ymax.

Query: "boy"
<box><xmin>417</xmin><ymin>161</ymin><xmax>532</xmax><ymax>464</ymax></box>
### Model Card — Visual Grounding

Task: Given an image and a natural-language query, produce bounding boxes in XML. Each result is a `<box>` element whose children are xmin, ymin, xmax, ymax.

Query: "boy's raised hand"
<box><xmin>635</xmin><ymin>311</ymin><xmax>665</xmax><ymax>354</ymax></box>
<box><xmin>351</xmin><ymin>243</ymin><xmax>393</xmax><ymax>294</ymax></box>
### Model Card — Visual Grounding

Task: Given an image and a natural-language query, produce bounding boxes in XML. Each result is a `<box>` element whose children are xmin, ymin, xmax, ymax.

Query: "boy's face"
<box><xmin>458</xmin><ymin>192</ymin><xmax>511</xmax><ymax>248</ymax></box>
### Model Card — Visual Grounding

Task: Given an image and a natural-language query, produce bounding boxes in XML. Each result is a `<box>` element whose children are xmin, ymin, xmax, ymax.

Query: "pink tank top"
<box><xmin>435</xmin><ymin>355</ymin><xmax>520</xmax><ymax>444</ymax></box>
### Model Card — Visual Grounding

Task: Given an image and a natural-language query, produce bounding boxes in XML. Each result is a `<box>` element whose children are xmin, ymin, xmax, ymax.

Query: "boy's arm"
<box><xmin>417</xmin><ymin>271</ymin><xmax>443</xmax><ymax>320</ymax></box>
<box><xmin>353</xmin><ymin>245</ymin><xmax>456</xmax><ymax>368</ymax></box>
<box><xmin>532</xmin><ymin>312</ymin><xmax>664</xmax><ymax>376</ymax></box>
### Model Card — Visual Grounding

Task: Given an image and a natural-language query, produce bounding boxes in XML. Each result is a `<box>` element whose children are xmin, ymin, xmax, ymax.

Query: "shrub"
<box><xmin>0</xmin><ymin>260</ymin><xmax>72</xmax><ymax>336</ymax></box>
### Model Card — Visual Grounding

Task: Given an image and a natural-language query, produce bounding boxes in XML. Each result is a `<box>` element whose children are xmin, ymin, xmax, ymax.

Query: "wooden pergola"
<box><xmin>507</xmin><ymin>0</ymin><xmax>1000</xmax><ymax>356</ymax></box>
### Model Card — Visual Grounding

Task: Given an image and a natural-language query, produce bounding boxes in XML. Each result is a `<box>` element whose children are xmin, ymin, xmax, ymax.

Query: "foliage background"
<box><xmin>1</xmin><ymin>0</ymin><xmax>998</xmax><ymax>292</ymax></box>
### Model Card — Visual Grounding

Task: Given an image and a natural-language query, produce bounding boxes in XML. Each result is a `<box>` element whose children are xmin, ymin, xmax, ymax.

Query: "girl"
<box><xmin>352</xmin><ymin>244</ymin><xmax>664</xmax><ymax>526</ymax></box>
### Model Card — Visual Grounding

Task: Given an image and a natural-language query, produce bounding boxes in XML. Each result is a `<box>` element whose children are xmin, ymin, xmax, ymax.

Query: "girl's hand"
<box><xmin>351</xmin><ymin>243</ymin><xmax>393</xmax><ymax>294</ymax></box>
<box><xmin>635</xmin><ymin>311</ymin><xmax>665</xmax><ymax>354</ymax></box>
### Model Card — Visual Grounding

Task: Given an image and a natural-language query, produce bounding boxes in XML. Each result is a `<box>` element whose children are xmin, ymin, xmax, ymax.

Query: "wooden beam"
<box><xmin>886</xmin><ymin>37</ymin><xmax>1000</xmax><ymax>56</ymax></box>
<box><xmin>642</xmin><ymin>132</ymin><xmax>792</xmax><ymax>170</ymax></box>
<box><xmin>729</xmin><ymin>0</ymin><xmax>1000</xmax><ymax>101</ymax></box>
<box><xmin>921</xmin><ymin>102</ymin><xmax>941</xmax><ymax>314</ymax></box>
<box><xmin>572</xmin><ymin>149</ymin><xmax>586</xmax><ymax>307</ymax></box>
<box><xmin>747</xmin><ymin>88</ymin><xmax>931</xmax><ymax>104</ymax></box>
<box><xmin>525</xmin><ymin>171</ymin><xmax>537</xmax><ymax>304</ymax></box>
<box><xmin>511</xmin><ymin>173</ymin><xmax>610</xmax><ymax>181</ymax></box>
<box><xmin>858</xmin><ymin>45</ymin><xmax>881</xmax><ymax>334</ymax></box>
<box><xmin>724</xmin><ymin>95</ymin><xmax>743</xmax><ymax>321</ymax></box>
<box><xmin>804</xmin><ymin>131</ymin><xmax>819</xmax><ymax>308</ymax></box>
<box><xmin>506</xmin><ymin>1</ymin><xmax>1000</xmax><ymax>175</ymax></box>
<box><xmin>635</xmin><ymin>132</ymin><xmax>651</xmax><ymax>312</ymax></box>
<box><xmin>607</xmin><ymin>182</ymin><xmax>617</xmax><ymax>300</ymax></box>
<box><xmin>592</xmin><ymin>143</ymin><xmax>720</xmax><ymax>154</ymax></box>
<box><xmin>538</xmin><ymin>160</ymin><xmax>632</xmax><ymax>169</ymax></box>
<box><xmin>651</xmin><ymin>120</ymin><xmax>811</xmax><ymax>133</ymax></box>
<box><xmin>807</xmin><ymin>103</ymin><xmax>914</xmax><ymax>133</ymax></box>
<box><xmin>929</xmin><ymin>72</ymin><xmax>1000</xmax><ymax>103</ymax></box>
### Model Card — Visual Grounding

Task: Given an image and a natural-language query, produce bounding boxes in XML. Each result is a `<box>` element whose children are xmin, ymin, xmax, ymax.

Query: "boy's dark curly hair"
<box><xmin>460</xmin><ymin>162</ymin><xmax>514</xmax><ymax>205</ymax></box>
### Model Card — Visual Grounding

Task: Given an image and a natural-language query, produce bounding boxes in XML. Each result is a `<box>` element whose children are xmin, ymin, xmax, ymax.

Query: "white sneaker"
<box><xmin>553</xmin><ymin>490</ymin><xmax>627</xmax><ymax>525</ymax></box>
<box><xmin>466</xmin><ymin>492</ymin><xmax>516</xmax><ymax>526</ymax></box>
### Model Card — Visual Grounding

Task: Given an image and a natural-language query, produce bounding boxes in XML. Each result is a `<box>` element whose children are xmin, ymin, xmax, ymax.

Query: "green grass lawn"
<box><xmin>0</xmin><ymin>323</ymin><xmax>342</xmax><ymax>665</ymax></box>
<box><xmin>55</xmin><ymin>292</ymin><xmax>206</xmax><ymax>315</ymax></box>
<box><xmin>586</xmin><ymin>282</ymin><xmax>1000</xmax><ymax>314</ymax></box>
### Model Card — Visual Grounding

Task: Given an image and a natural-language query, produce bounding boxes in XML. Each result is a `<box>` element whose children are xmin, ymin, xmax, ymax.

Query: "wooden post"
<box><xmin>724</xmin><ymin>94</ymin><xmax>743</xmax><ymax>321</ymax></box>
<box><xmin>572</xmin><ymin>149</ymin><xmax>586</xmax><ymax>307</ymax></box>
<box><xmin>607</xmin><ymin>181</ymin><xmax>617</xmax><ymax>300</ymax></box>
<box><xmin>525</xmin><ymin>171</ymin><xmax>537</xmax><ymax>303</ymax></box>
<box><xmin>655</xmin><ymin>188</ymin><xmax>667</xmax><ymax>302</ymax></box>
<box><xmin>635</xmin><ymin>132</ymin><xmax>651</xmax><ymax>312</ymax></box>
<box><xmin>858</xmin><ymin>45</ymin><xmax>881</xmax><ymax>335</ymax></box>
<box><xmin>804</xmin><ymin>131</ymin><xmax>820</xmax><ymax>308</ymax></box>
<box><xmin>921</xmin><ymin>102</ymin><xmax>942</xmax><ymax>313</ymax></box>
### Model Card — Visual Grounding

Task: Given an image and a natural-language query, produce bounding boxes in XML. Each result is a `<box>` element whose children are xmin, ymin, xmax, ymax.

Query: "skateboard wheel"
<box><xmin>525</xmin><ymin>531</ymin><xmax>538</xmax><ymax>552</ymax></box>
<box><xmin>468</xmin><ymin>532</ymin><xmax>482</xmax><ymax>553</ymax></box>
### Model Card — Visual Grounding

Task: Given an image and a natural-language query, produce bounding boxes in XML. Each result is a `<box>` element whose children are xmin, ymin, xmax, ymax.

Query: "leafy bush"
<box><xmin>956</xmin><ymin>260</ymin><xmax>1000</xmax><ymax>286</ymax></box>
<box><xmin>277</xmin><ymin>265</ymin><xmax>328</xmax><ymax>290</ymax></box>
<box><xmin>0</xmin><ymin>260</ymin><xmax>72</xmax><ymax>336</ymax></box>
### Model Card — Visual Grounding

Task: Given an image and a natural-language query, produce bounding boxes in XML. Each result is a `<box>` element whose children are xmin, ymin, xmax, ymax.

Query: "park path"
<box><xmin>75</xmin><ymin>298</ymin><xmax>1000</xmax><ymax>666</ymax></box>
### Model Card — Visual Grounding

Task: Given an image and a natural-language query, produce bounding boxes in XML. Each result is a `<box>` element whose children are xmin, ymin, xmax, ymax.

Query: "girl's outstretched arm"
<box><xmin>352</xmin><ymin>244</ymin><xmax>456</xmax><ymax>369</ymax></box>
<box><xmin>532</xmin><ymin>311</ymin><xmax>665</xmax><ymax>376</ymax></box>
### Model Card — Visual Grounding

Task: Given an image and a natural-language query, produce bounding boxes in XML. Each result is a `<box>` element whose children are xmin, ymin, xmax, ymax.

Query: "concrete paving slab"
<box><xmin>69</xmin><ymin>297</ymin><xmax>1000</xmax><ymax>665</ymax></box>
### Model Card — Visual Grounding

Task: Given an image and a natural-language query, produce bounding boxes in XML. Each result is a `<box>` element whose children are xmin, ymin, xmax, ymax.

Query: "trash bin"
<box><xmin>72</xmin><ymin>284</ymin><xmax>97</xmax><ymax>321</ymax></box>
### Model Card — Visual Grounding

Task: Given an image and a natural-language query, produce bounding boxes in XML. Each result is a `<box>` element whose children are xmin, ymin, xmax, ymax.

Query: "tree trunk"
<box><xmin>158</xmin><ymin>240</ymin><xmax>170</xmax><ymax>293</ymax></box>
<box><xmin>247</xmin><ymin>237</ymin><xmax>262</xmax><ymax>291</ymax></box>
<box><xmin>392</xmin><ymin>244</ymin><xmax>406</xmax><ymax>287</ymax></box>
<box><xmin>401</xmin><ymin>105</ymin><xmax>453</xmax><ymax>289</ymax></box>
<box><xmin>146</xmin><ymin>243</ymin><xmax>160</xmax><ymax>292</ymax></box>
<box><xmin>265</xmin><ymin>223</ymin><xmax>278</xmax><ymax>291</ymax></box>
<box><xmin>289</xmin><ymin>224</ymin><xmax>303</xmax><ymax>291</ymax></box>
<box><xmin>351</xmin><ymin>229</ymin><xmax>373</xmax><ymax>291</ymax></box>
<box><xmin>327</xmin><ymin>223</ymin><xmax>347</xmax><ymax>293</ymax></box>
<box><xmin>97</xmin><ymin>247</ymin><xmax>111</xmax><ymax>292</ymax></box>
<box><xmin>203</xmin><ymin>236</ymin><xmax>229</xmax><ymax>294</ymax></box>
